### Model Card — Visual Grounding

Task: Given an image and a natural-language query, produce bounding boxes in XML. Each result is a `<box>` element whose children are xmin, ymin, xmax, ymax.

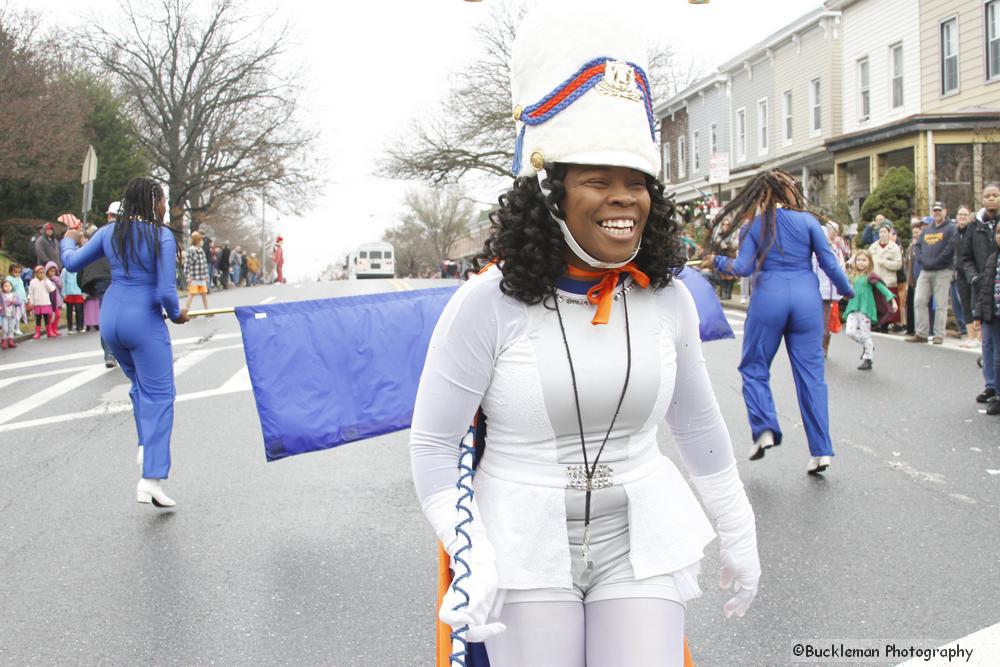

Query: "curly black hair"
<box><xmin>477</xmin><ymin>163</ymin><xmax>684</xmax><ymax>305</ymax></box>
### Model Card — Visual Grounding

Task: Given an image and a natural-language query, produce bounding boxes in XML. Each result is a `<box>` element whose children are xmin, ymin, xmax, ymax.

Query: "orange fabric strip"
<box><xmin>435</xmin><ymin>543</ymin><xmax>452</xmax><ymax>667</ymax></box>
<box><xmin>564</xmin><ymin>263</ymin><xmax>651</xmax><ymax>325</ymax></box>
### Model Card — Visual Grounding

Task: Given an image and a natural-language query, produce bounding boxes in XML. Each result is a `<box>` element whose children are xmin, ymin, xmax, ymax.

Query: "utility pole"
<box><xmin>261</xmin><ymin>189</ymin><xmax>268</xmax><ymax>283</ymax></box>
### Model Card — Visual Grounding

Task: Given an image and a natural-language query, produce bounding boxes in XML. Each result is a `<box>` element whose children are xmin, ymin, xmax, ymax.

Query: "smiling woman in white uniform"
<box><xmin>409</xmin><ymin>5</ymin><xmax>761</xmax><ymax>666</ymax></box>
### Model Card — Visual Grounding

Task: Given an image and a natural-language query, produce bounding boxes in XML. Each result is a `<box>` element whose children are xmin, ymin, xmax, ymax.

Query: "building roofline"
<box><xmin>654</xmin><ymin>73</ymin><xmax>728</xmax><ymax>117</ymax></box>
<box><xmin>717</xmin><ymin>6</ymin><xmax>840</xmax><ymax>74</ymax></box>
<box><xmin>826</xmin><ymin>113</ymin><xmax>1000</xmax><ymax>153</ymax></box>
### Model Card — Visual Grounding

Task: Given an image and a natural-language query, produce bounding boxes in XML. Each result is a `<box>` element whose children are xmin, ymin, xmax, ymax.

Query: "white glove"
<box><xmin>422</xmin><ymin>488</ymin><xmax>507</xmax><ymax>642</ymax></box>
<box><xmin>691</xmin><ymin>462</ymin><xmax>761</xmax><ymax>619</ymax></box>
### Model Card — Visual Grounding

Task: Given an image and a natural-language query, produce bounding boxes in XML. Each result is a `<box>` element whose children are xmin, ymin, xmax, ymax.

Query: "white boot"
<box><xmin>748</xmin><ymin>430</ymin><xmax>775</xmax><ymax>461</ymax></box>
<box><xmin>136</xmin><ymin>478</ymin><xmax>176</xmax><ymax>507</ymax></box>
<box><xmin>806</xmin><ymin>456</ymin><xmax>832</xmax><ymax>475</ymax></box>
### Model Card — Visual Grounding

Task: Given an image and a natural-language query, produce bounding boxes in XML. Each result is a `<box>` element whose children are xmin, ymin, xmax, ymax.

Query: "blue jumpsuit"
<box><xmin>715</xmin><ymin>209</ymin><xmax>853</xmax><ymax>457</ymax></box>
<box><xmin>61</xmin><ymin>224</ymin><xmax>181</xmax><ymax>479</ymax></box>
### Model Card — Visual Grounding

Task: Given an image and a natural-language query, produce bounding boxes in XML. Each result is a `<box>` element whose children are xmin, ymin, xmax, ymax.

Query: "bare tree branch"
<box><xmin>77</xmin><ymin>0</ymin><xmax>319</xmax><ymax>231</ymax></box>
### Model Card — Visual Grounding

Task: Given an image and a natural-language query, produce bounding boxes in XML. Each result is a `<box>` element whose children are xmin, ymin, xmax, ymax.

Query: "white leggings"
<box><xmin>845</xmin><ymin>312</ymin><xmax>874</xmax><ymax>360</ymax></box>
<box><xmin>484</xmin><ymin>598</ymin><xmax>686</xmax><ymax>667</ymax></box>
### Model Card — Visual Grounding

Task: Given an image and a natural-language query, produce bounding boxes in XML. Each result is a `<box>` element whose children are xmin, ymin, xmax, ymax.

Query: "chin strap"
<box><xmin>536</xmin><ymin>169</ymin><xmax>641</xmax><ymax>270</ymax></box>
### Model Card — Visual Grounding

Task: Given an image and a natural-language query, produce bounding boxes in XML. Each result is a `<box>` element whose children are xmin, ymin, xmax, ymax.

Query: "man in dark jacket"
<box><xmin>907</xmin><ymin>202</ymin><xmax>956</xmax><ymax>344</ymax></box>
<box><xmin>971</xmin><ymin>224</ymin><xmax>1000</xmax><ymax>415</ymax></box>
<box><xmin>34</xmin><ymin>223</ymin><xmax>62</xmax><ymax>270</ymax></box>
<box><xmin>962</xmin><ymin>183</ymin><xmax>1000</xmax><ymax>402</ymax></box>
<box><xmin>218</xmin><ymin>242</ymin><xmax>231</xmax><ymax>289</ymax></box>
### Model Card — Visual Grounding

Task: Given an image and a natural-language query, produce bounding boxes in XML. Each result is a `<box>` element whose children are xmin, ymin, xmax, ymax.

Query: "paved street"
<box><xmin>0</xmin><ymin>278</ymin><xmax>997</xmax><ymax>666</ymax></box>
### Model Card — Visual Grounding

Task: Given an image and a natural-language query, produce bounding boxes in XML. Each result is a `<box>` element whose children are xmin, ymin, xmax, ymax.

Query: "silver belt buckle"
<box><xmin>565</xmin><ymin>463</ymin><xmax>614</xmax><ymax>491</ymax></box>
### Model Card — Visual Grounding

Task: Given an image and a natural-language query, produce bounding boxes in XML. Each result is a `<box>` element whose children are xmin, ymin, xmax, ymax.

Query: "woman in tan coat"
<box><xmin>868</xmin><ymin>220</ymin><xmax>903</xmax><ymax>330</ymax></box>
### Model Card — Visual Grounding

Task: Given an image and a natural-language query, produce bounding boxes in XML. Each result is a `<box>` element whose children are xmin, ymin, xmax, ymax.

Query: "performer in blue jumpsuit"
<box><xmin>61</xmin><ymin>177</ymin><xmax>188</xmax><ymax>507</ymax></box>
<box><xmin>704</xmin><ymin>170</ymin><xmax>853</xmax><ymax>474</ymax></box>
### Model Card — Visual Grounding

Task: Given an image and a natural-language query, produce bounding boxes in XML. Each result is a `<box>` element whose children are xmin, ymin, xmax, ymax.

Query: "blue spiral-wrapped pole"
<box><xmin>449</xmin><ymin>428</ymin><xmax>477</xmax><ymax>666</ymax></box>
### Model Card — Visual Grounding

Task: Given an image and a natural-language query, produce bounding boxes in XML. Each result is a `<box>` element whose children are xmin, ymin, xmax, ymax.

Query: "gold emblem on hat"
<box><xmin>513</xmin><ymin>105</ymin><xmax>523</xmax><ymax>121</ymax></box>
<box><xmin>530</xmin><ymin>152</ymin><xmax>545</xmax><ymax>171</ymax></box>
<box><xmin>596</xmin><ymin>61</ymin><xmax>642</xmax><ymax>102</ymax></box>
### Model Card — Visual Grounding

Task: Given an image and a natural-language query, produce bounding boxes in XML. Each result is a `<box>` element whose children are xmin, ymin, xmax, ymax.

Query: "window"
<box><xmin>709</xmin><ymin>123</ymin><xmax>718</xmax><ymax>155</ymax></box>
<box><xmin>369</xmin><ymin>251</ymin><xmax>382</xmax><ymax>259</ymax></box>
<box><xmin>359</xmin><ymin>251</ymin><xmax>368</xmax><ymax>259</ymax></box>
<box><xmin>385</xmin><ymin>251</ymin><xmax>392</xmax><ymax>259</ymax></box>
<box><xmin>692</xmin><ymin>130</ymin><xmax>701</xmax><ymax>172</ymax></box>
<box><xmin>810</xmin><ymin>79</ymin><xmax>821</xmax><ymax>134</ymax></box>
<box><xmin>890</xmin><ymin>43</ymin><xmax>904</xmax><ymax>108</ymax></box>
<box><xmin>988</xmin><ymin>1</ymin><xmax>1000</xmax><ymax>80</ymax></box>
<box><xmin>662</xmin><ymin>142</ymin><xmax>672</xmax><ymax>182</ymax></box>
<box><xmin>782</xmin><ymin>90</ymin><xmax>793</xmax><ymax>143</ymax></box>
<box><xmin>940</xmin><ymin>18</ymin><xmax>959</xmax><ymax>95</ymax></box>
<box><xmin>678</xmin><ymin>135</ymin><xmax>687</xmax><ymax>178</ymax></box>
<box><xmin>736</xmin><ymin>108</ymin><xmax>747</xmax><ymax>162</ymax></box>
<box><xmin>857</xmin><ymin>57</ymin><xmax>870</xmax><ymax>120</ymax></box>
<box><xmin>757</xmin><ymin>98</ymin><xmax>768</xmax><ymax>155</ymax></box>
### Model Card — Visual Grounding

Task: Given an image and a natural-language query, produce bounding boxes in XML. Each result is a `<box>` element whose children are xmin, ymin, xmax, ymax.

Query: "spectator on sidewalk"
<box><xmin>184</xmin><ymin>231</ymin><xmax>210</xmax><ymax>312</ymax></box>
<box><xmin>860</xmin><ymin>215</ymin><xmax>885</xmax><ymax>248</ymax></box>
<box><xmin>963</xmin><ymin>183</ymin><xmax>1000</xmax><ymax>404</ymax></box>
<box><xmin>106</xmin><ymin>201</ymin><xmax>121</xmax><ymax>224</ymax></box>
<box><xmin>908</xmin><ymin>202</ymin><xmax>956</xmax><ymax>344</ymax></box>
<box><xmin>218</xmin><ymin>242</ymin><xmax>231</xmax><ymax>289</ymax></box>
<box><xmin>950</xmin><ymin>205</ymin><xmax>974</xmax><ymax>340</ymax></box>
<box><xmin>273</xmin><ymin>236</ymin><xmax>285</xmax><ymax>283</ymax></box>
<box><xmin>844</xmin><ymin>249</ymin><xmax>897</xmax><ymax>371</ymax></box>
<box><xmin>230</xmin><ymin>246</ymin><xmax>243</xmax><ymax>286</ymax></box>
<box><xmin>5</xmin><ymin>263</ymin><xmax>27</xmax><ymax>329</ymax></box>
<box><xmin>247</xmin><ymin>253</ymin><xmax>260</xmax><ymax>286</ymax></box>
<box><xmin>814</xmin><ymin>223</ymin><xmax>847</xmax><ymax>357</ymax></box>
<box><xmin>902</xmin><ymin>218</ymin><xmax>925</xmax><ymax>336</ymax></box>
<box><xmin>1</xmin><ymin>279</ymin><xmax>25</xmax><ymax>348</ymax></box>
<box><xmin>34</xmin><ymin>223</ymin><xmax>62</xmax><ymax>271</ymax></box>
<box><xmin>970</xmin><ymin>223</ymin><xmax>1000</xmax><ymax>415</ymax></box>
<box><xmin>61</xmin><ymin>264</ymin><xmax>85</xmax><ymax>335</ymax></box>
<box><xmin>868</xmin><ymin>219</ymin><xmax>903</xmax><ymax>332</ymax></box>
<box><xmin>27</xmin><ymin>265</ymin><xmax>55</xmax><ymax>339</ymax></box>
<box><xmin>44</xmin><ymin>262</ymin><xmax>63</xmax><ymax>337</ymax></box>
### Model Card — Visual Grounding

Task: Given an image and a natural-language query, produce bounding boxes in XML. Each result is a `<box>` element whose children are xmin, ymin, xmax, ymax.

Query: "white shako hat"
<box><xmin>510</xmin><ymin>1</ymin><xmax>659</xmax><ymax>179</ymax></box>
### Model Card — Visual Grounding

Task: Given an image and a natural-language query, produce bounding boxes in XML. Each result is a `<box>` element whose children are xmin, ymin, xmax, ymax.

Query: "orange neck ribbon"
<box><xmin>564</xmin><ymin>263</ymin><xmax>651</xmax><ymax>325</ymax></box>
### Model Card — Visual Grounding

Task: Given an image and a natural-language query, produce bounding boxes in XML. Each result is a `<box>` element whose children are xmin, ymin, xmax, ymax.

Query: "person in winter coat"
<box><xmin>44</xmin><ymin>262</ymin><xmax>63</xmax><ymax>336</ymax></box>
<box><xmin>34</xmin><ymin>223</ymin><xmax>62</xmax><ymax>271</ymax></box>
<box><xmin>218</xmin><ymin>243</ymin><xmax>231</xmax><ymax>289</ymax></box>
<box><xmin>962</xmin><ymin>183</ymin><xmax>1000</xmax><ymax>404</ymax></box>
<box><xmin>970</xmin><ymin>224</ymin><xmax>1000</xmax><ymax>415</ymax></box>
<box><xmin>61</xmin><ymin>264</ymin><xmax>85</xmax><ymax>334</ymax></box>
<box><xmin>79</xmin><ymin>225</ymin><xmax>116</xmax><ymax>367</ymax></box>
<box><xmin>1</xmin><ymin>278</ymin><xmax>25</xmax><ymax>348</ymax></box>
<box><xmin>27</xmin><ymin>265</ymin><xmax>56</xmax><ymax>339</ymax></box>
<box><xmin>867</xmin><ymin>219</ymin><xmax>903</xmax><ymax>331</ymax></box>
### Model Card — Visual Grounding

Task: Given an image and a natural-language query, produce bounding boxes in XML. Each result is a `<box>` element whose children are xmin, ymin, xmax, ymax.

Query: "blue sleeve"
<box><xmin>60</xmin><ymin>226</ymin><xmax>108</xmax><ymax>272</ymax></box>
<box><xmin>810</xmin><ymin>222</ymin><xmax>854</xmax><ymax>296</ymax></box>
<box><xmin>715</xmin><ymin>221</ymin><xmax>758</xmax><ymax>276</ymax></box>
<box><xmin>158</xmin><ymin>228</ymin><xmax>181</xmax><ymax>320</ymax></box>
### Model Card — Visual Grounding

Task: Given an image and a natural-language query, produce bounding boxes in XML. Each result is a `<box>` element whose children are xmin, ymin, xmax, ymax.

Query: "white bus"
<box><xmin>347</xmin><ymin>241</ymin><xmax>395</xmax><ymax>279</ymax></box>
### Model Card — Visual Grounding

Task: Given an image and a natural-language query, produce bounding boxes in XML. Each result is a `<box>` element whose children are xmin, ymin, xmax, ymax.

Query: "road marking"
<box><xmin>0</xmin><ymin>364</ymin><xmax>97</xmax><ymax>389</ymax></box>
<box><xmin>261</xmin><ymin>296</ymin><xmax>276</xmax><ymax>304</ymax></box>
<box><xmin>0</xmin><ymin>365</ymin><xmax>113</xmax><ymax>425</ymax></box>
<box><xmin>0</xmin><ymin>364</ymin><xmax>254</xmax><ymax>433</ymax></box>
<box><xmin>0</xmin><ymin>333</ymin><xmax>242</xmax><ymax>373</ymax></box>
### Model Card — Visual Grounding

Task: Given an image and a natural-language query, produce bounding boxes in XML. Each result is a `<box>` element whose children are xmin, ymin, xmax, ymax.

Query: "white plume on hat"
<box><xmin>511</xmin><ymin>0</ymin><xmax>659</xmax><ymax>178</ymax></box>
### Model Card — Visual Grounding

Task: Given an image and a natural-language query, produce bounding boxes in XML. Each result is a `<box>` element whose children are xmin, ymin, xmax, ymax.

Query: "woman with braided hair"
<box><xmin>60</xmin><ymin>177</ymin><xmax>188</xmax><ymax>508</ymax></box>
<box><xmin>410</xmin><ymin>5</ymin><xmax>759</xmax><ymax>665</ymax></box>
<box><xmin>702</xmin><ymin>170</ymin><xmax>853</xmax><ymax>474</ymax></box>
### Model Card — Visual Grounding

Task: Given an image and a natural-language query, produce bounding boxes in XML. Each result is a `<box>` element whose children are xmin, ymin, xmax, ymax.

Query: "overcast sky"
<box><xmin>20</xmin><ymin>0</ymin><xmax>818</xmax><ymax>279</ymax></box>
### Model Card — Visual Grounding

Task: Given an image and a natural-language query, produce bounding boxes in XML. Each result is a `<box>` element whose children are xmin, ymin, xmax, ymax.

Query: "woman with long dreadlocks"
<box><xmin>60</xmin><ymin>177</ymin><xmax>188</xmax><ymax>508</ymax></box>
<box><xmin>410</xmin><ymin>5</ymin><xmax>759</xmax><ymax>665</ymax></box>
<box><xmin>701</xmin><ymin>170</ymin><xmax>853</xmax><ymax>474</ymax></box>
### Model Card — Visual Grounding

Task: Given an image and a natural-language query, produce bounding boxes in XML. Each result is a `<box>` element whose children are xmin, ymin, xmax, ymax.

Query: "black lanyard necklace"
<box><xmin>553</xmin><ymin>287</ymin><xmax>633</xmax><ymax>572</ymax></box>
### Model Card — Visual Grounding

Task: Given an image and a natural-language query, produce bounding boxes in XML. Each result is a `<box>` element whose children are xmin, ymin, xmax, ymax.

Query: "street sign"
<box><xmin>81</xmin><ymin>145</ymin><xmax>97</xmax><ymax>184</ymax></box>
<box><xmin>708</xmin><ymin>152</ymin><xmax>730</xmax><ymax>185</ymax></box>
<box><xmin>81</xmin><ymin>145</ymin><xmax>97</xmax><ymax>222</ymax></box>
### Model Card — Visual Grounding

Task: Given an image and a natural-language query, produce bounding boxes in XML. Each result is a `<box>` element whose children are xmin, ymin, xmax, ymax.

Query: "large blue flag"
<box><xmin>236</xmin><ymin>287</ymin><xmax>457</xmax><ymax>461</ymax></box>
<box><xmin>236</xmin><ymin>276</ymin><xmax>731</xmax><ymax>461</ymax></box>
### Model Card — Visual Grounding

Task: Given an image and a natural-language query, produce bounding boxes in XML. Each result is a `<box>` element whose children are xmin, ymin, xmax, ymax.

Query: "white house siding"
<box><xmin>685</xmin><ymin>83</ymin><xmax>731</xmax><ymax>183</ymax></box>
<box><xmin>920</xmin><ymin>0</ymin><xmax>1000</xmax><ymax>112</ymax></box>
<box><xmin>771</xmin><ymin>19</ymin><xmax>843</xmax><ymax>161</ymax></box>
<box><xmin>728</xmin><ymin>56</ymin><xmax>775</xmax><ymax>169</ymax></box>
<box><xmin>840</xmin><ymin>0</ymin><xmax>922</xmax><ymax>134</ymax></box>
